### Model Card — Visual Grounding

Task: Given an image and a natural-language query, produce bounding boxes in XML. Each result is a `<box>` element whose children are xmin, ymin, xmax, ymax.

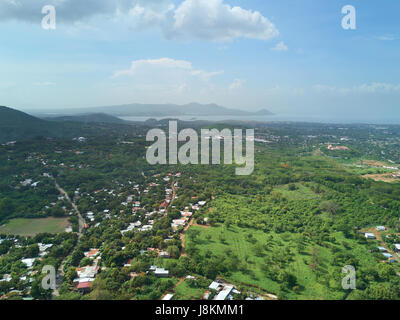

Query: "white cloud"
<box><xmin>313</xmin><ymin>83</ymin><xmax>400</xmax><ymax>94</ymax></box>
<box><xmin>271</xmin><ymin>41</ymin><xmax>288</xmax><ymax>52</ymax></box>
<box><xmin>229</xmin><ymin>79</ymin><xmax>245</xmax><ymax>90</ymax></box>
<box><xmin>377</xmin><ymin>35</ymin><xmax>397</xmax><ymax>41</ymax></box>
<box><xmin>110</xmin><ymin>58</ymin><xmax>223</xmax><ymax>102</ymax></box>
<box><xmin>0</xmin><ymin>0</ymin><xmax>279</xmax><ymax>43</ymax></box>
<box><xmin>33</xmin><ymin>81</ymin><xmax>56</xmax><ymax>86</ymax></box>
<box><xmin>125</xmin><ymin>1</ymin><xmax>175</xmax><ymax>29</ymax></box>
<box><xmin>168</xmin><ymin>0</ymin><xmax>279</xmax><ymax>42</ymax></box>
<box><xmin>113</xmin><ymin>58</ymin><xmax>223</xmax><ymax>80</ymax></box>
<box><xmin>0</xmin><ymin>0</ymin><xmax>169</xmax><ymax>24</ymax></box>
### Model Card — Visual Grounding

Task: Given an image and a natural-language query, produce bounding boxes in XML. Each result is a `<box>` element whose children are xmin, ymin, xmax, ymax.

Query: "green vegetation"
<box><xmin>0</xmin><ymin>218</ymin><xmax>70</xmax><ymax>237</ymax></box>
<box><xmin>1</xmin><ymin>117</ymin><xmax>400</xmax><ymax>300</ymax></box>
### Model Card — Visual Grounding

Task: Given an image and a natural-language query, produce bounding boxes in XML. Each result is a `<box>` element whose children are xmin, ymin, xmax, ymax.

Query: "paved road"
<box><xmin>51</xmin><ymin>178</ymin><xmax>86</xmax><ymax>296</ymax></box>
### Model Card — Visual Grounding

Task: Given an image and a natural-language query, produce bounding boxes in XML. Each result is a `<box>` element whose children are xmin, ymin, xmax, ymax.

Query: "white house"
<box><xmin>154</xmin><ymin>268</ymin><xmax>169</xmax><ymax>278</ymax></box>
<box><xmin>21</xmin><ymin>258</ymin><xmax>36</xmax><ymax>269</ymax></box>
<box><xmin>365</xmin><ymin>233</ymin><xmax>376</xmax><ymax>239</ymax></box>
<box><xmin>214</xmin><ymin>285</ymin><xmax>234</xmax><ymax>301</ymax></box>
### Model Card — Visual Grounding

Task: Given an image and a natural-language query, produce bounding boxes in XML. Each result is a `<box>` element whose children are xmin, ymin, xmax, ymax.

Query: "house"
<box><xmin>162</xmin><ymin>294</ymin><xmax>174</xmax><ymax>300</ymax></box>
<box><xmin>76</xmin><ymin>265</ymin><xmax>99</xmax><ymax>279</ymax></box>
<box><xmin>154</xmin><ymin>268</ymin><xmax>169</xmax><ymax>278</ymax></box>
<box><xmin>0</xmin><ymin>274</ymin><xmax>12</xmax><ymax>282</ymax></box>
<box><xmin>376</xmin><ymin>226</ymin><xmax>386</xmax><ymax>231</ymax></box>
<box><xmin>139</xmin><ymin>225</ymin><xmax>153</xmax><ymax>232</ymax></box>
<box><xmin>84</xmin><ymin>249</ymin><xmax>100</xmax><ymax>258</ymax></box>
<box><xmin>160</xmin><ymin>201</ymin><xmax>169</xmax><ymax>209</ymax></box>
<box><xmin>383</xmin><ymin>253</ymin><xmax>393</xmax><ymax>259</ymax></box>
<box><xmin>209</xmin><ymin>281</ymin><xmax>223</xmax><ymax>291</ymax></box>
<box><xmin>378</xmin><ymin>247</ymin><xmax>387</xmax><ymax>252</ymax></box>
<box><xmin>159</xmin><ymin>251</ymin><xmax>170</xmax><ymax>258</ymax></box>
<box><xmin>149</xmin><ymin>265</ymin><xmax>157</xmax><ymax>272</ymax></box>
<box><xmin>171</xmin><ymin>218</ymin><xmax>187</xmax><ymax>229</ymax></box>
<box><xmin>77</xmin><ymin>281</ymin><xmax>91</xmax><ymax>294</ymax></box>
<box><xmin>181</xmin><ymin>211</ymin><xmax>193</xmax><ymax>217</ymax></box>
<box><xmin>394</xmin><ymin>244</ymin><xmax>400</xmax><ymax>252</ymax></box>
<box><xmin>124</xmin><ymin>259</ymin><xmax>132</xmax><ymax>267</ymax></box>
<box><xmin>327</xmin><ymin>144</ymin><xmax>349</xmax><ymax>151</ymax></box>
<box><xmin>214</xmin><ymin>285</ymin><xmax>234</xmax><ymax>301</ymax></box>
<box><xmin>38</xmin><ymin>243</ymin><xmax>53</xmax><ymax>257</ymax></box>
<box><xmin>21</xmin><ymin>258</ymin><xmax>36</xmax><ymax>269</ymax></box>
<box><xmin>365</xmin><ymin>233</ymin><xmax>376</xmax><ymax>239</ymax></box>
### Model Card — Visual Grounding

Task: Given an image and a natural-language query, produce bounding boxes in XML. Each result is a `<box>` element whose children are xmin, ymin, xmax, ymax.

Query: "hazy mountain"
<box><xmin>253</xmin><ymin>108</ymin><xmax>274</xmax><ymax>116</ymax></box>
<box><xmin>0</xmin><ymin>106</ymin><xmax>57</xmax><ymax>142</ymax></box>
<box><xmin>0</xmin><ymin>106</ymin><xmax>47</xmax><ymax>127</ymax></box>
<box><xmin>33</xmin><ymin>103</ymin><xmax>274</xmax><ymax>117</ymax></box>
<box><xmin>0</xmin><ymin>106</ymin><xmax>139</xmax><ymax>143</ymax></box>
<box><xmin>46</xmin><ymin>113</ymin><xmax>126</xmax><ymax>124</ymax></box>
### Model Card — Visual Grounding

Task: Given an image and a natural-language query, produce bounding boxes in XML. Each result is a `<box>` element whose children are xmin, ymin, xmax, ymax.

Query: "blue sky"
<box><xmin>0</xmin><ymin>0</ymin><xmax>399</xmax><ymax>118</ymax></box>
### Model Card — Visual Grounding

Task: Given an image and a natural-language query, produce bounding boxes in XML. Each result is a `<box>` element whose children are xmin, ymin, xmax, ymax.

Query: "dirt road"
<box><xmin>54</xmin><ymin>180</ymin><xmax>86</xmax><ymax>236</ymax></box>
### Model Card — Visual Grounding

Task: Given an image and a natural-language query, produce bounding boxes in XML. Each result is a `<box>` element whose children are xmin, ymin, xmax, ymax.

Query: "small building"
<box><xmin>21</xmin><ymin>258</ymin><xmax>36</xmax><ymax>269</ymax></box>
<box><xmin>378</xmin><ymin>246</ymin><xmax>387</xmax><ymax>252</ymax></box>
<box><xmin>149</xmin><ymin>265</ymin><xmax>157</xmax><ymax>272</ymax></box>
<box><xmin>383</xmin><ymin>253</ymin><xmax>393</xmax><ymax>259</ymax></box>
<box><xmin>209</xmin><ymin>281</ymin><xmax>223</xmax><ymax>291</ymax></box>
<box><xmin>77</xmin><ymin>281</ymin><xmax>91</xmax><ymax>294</ymax></box>
<box><xmin>84</xmin><ymin>249</ymin><xmax>100</xmax><ymax>258</ymax></box>
<box><xmin>376</xmin><ymin>226</ymin><xmax>386</xmax><ymax>231</ymax></box>
<box><xmin>214</xmin><ymin>285</ymin><xmax>234</xmax><ymax>301</ymax></box>
<box><xmin>365</xmin><ymin>233</ymin><xmax>376</xmax><ymax>239</ymax></box>
<box><xmin>394</xmin><ymin>244</ymin><xmax>400</xmax><ymax>252</ymax></box>
<box><xmin>159</xmin><ymin>251</ymin><xmax>170</xmax><ymax>258</ymax></box>
<box><xmin>154</xmin><ymin>268</ymin><xmax>169</xmax><ymax>278</ymax></box>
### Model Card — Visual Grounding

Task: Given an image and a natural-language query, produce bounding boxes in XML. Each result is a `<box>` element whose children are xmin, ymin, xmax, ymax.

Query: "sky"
<box><xmin>0</xmin><ymin>0</ymin><xmax>399</xmax><ymax>119</ymax></box>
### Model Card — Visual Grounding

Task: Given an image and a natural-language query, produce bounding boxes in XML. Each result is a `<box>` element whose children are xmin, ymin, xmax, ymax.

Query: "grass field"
<box><xmin>273</xmin><ymin>183</ymin><xmax>319</xmax><ymax>201</ymax></box>
<box><xmin>185</xmin><ymin>223</ymin><xmax>383</xmax><ymax>300</ymax></box>
<box><xmin>173</xmin><ymin>278</ymin><xmax>207</xmax><ymax>300</ymax></box>
<box><xmin>0</xmin><ymin>217</ymin><xmax>70</xmax><ymax>236</ymax></box>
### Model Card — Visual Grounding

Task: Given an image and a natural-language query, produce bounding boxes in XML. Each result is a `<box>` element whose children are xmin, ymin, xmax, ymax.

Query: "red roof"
<box><xmin>77</xmin><ymin>282</ymin><xmax>91</xmax><ymax>289</ymax></box>
<box><xmin>160</xmin><ymin>201</ymin><xmax>169</xmax><ymax>208</ymax></box>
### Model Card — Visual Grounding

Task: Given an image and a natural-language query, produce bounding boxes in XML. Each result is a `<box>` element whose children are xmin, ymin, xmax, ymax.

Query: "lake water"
<box><xmin>121</xmin><ymin>114</ymin><xmax>400</xmax><ymax>125</ymax></box>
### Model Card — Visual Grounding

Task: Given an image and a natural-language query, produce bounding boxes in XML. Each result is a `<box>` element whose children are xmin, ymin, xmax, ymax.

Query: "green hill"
<box><xmin>0</xmin><ymin>106</ymin><xmax>59</xmax><ymax>143</ymax></box>
<box><xmin>0</xmin><ymin>106</ymin><xmax>138</xmax><ymax>143</ymax></box>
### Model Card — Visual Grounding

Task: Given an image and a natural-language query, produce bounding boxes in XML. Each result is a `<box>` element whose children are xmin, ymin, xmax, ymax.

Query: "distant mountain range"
<box><xmin>46</xmin><ymin>113</ymin><xmax>126</xmax><ymax>124</ymax></box>
<box><xmin>35</xmin><ymin>102</ymin><xmax>274</xmax><ymax>118</ymax></box>
<box><xmin>0</xmin><ymin>104</ymin><xmax>275</xmax><ymax>143</ymax></box>
<box><xmin>0</xmin><ymin>106</ymin><xmax>137</xmax><ymax>143</ymax></box>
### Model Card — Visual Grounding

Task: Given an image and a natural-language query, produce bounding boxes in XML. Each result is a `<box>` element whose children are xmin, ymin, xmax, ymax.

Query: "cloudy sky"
<box><xmin>0</xmin><ymin>0</ymin><xmax>399</xmax><ymax>118</ymax></box>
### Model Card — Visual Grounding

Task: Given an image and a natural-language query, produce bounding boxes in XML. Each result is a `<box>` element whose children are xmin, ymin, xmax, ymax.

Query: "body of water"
<box><xmin>121</xmin><ymin>114</ymin><xmax>400</xmax><ymax>125</ymax></box>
